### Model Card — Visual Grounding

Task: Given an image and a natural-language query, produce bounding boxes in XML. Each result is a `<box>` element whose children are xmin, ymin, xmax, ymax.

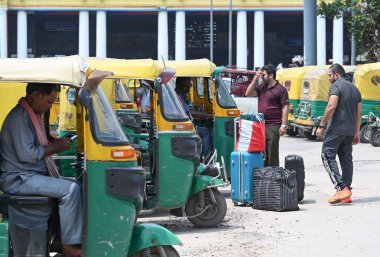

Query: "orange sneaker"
<box><xmin>328</xmin><ymin>186</ymin><xmax>352</xmax><ymax>204</ymax></box>
<box><xmin>340</xmin><ymin>198</ymin><xmax>352</xmax><ymax>203</ymax></box>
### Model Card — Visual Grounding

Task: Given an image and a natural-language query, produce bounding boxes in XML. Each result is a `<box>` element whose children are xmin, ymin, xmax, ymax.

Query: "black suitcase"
<box><xmin>284</xmin><ymin>154</ymin><xmax>305</xmax><ymax>202</ymax></box>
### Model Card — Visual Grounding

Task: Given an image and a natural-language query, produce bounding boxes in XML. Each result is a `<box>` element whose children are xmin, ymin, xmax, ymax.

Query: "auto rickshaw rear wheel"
<box><xmin>185</xmin><ymin>188</ymin><xmax>227</xmax><ymax>228</ymax></box>
<box><xmin>360</xmin><ymin>125</ymin><xmax>371</xmax><ymax>143</ymax></box>
<box><xmin>370</xmin><ymin>129</ymin><xmax>380</xmax><ymax>147</ymax></box>
<box><xmin>304</xmin><ymin>131</ymin><xmax>317</xmax><ymax>140</ymax></box>
<box><xmin>129</xmin><ymin>245</ymin><xmax>180</xmax><ymax>257</ymax></box>
<box><xmin>286</xmin><ymin>127</ymin><xmax>298</xmax><ymax>137</ymax></box>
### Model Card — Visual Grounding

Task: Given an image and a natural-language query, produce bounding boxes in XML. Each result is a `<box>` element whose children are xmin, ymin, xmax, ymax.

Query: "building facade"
<box><xmin>0</xmin><ymin>0</ymin><xmax>349</xmax><ymax>68</ymax></box>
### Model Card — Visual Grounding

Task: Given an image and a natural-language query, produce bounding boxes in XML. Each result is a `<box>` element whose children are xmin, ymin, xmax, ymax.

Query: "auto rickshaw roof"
<box><xmin>165</xmin><ymin>59</ymin><xmax>215</xmax><ymax>77</ymax></box>
<box><xmin>87</xmin><ymin>58</ymin><xmax>161</xmax><ymax>80</ymax></box>
<box><xmin>277</xmin><ymin>65</ymin><xmax>322</xmax><ymax>79</ymax></box>
<box><xmin>0</xmin><ymin>55</ymin><xmax>88</xmax><ymax>87</ymax></box>
<box><xmin>354</xmin><ymin>62</ymin><xmax>380</xmax><ymax>77</ymax></box>
<box><xmin>220</xmin><ymin>68</ymin><xmax>256</xmax><ymax>76</ymax></box>
<box><xmin>303</xmin><ymin>65</ymin><xmax>356</xmax><ymax>80</ymax></box>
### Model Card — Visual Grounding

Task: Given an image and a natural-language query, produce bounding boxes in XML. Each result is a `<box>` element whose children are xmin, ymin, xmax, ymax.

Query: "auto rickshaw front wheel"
<box><xmin>129</xmin><ymin>245</ymin><xmax>180</xmax><ymax>257</ymax></box>
<box><xmin>360</xmin><ymin>125</ymin><xmax>371</xmax><ymax>143</ymax></box>
<box><xmin>185</xmin><ymin>188</ymin><xmax>227</xmax><ymax>228</ymax></box>
<box><xmin>370</xmin><ymin>129</ymin><xmax>380</xmax><ymax>147</ymax></box>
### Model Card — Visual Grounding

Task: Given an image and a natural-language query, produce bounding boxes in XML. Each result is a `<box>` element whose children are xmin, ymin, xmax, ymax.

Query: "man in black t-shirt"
<box><xmin>316</xmin><ymin>64</ymin><xmax>362</xmax><ymax>204</ymax></box>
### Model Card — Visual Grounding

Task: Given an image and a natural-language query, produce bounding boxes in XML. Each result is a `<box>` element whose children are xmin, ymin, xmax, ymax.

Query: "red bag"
<box><xmin>236</xmin><ymin>119</ymin><xmax>266</xmax><ymax>152</ymax></box>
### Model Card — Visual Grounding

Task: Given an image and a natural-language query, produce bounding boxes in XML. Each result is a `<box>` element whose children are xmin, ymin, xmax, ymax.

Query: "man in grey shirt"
<box><xmin>0</xmin><ymin>83</ymin><xmax>82</xmax><ymax>257</ymax></box>
<box><xmin>316</xmin><ymin>64</ymin><xmax>362</xmax><ymax>204</ymax></box>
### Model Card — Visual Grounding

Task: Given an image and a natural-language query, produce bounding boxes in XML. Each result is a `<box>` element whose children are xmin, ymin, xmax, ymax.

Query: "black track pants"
<box><xmin>321</xmin><ymin>133</ymin><xmax>354</xmax><ymax>190</ymax></box>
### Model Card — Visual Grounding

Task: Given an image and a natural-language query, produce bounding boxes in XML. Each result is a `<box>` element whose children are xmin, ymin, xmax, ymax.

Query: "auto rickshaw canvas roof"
<box><xmin>86</xmin><ymin>58</ymin><xmax>161</xmax><ymax>81</ymax></box>
<box><xmin>165</xmin><ymin>59</ymin><xmax>216</xmax><ymax>77</ymax></box>
<box><xmin>0</xmin><ymin>55</ymin><xmax>88</xmax><ymax>88</ymax></box>
<box><xmin>303</xmin><ymin>65</ymin><xmax>356</xmax><ymax>80</ymax></box>
<box><xmin>354</xmin><ymin>62</ymin><xmax>380</xmax><ymax>78</ymax></box>
<box><xmin>353</xmin><ymin>62</ymin><xmax>380</xmax><ymax>100</ymax></box>
<box><xmin>277</xmin><ymin>66</ymin><xmax>322</xmax><ymax>80</ymax></box>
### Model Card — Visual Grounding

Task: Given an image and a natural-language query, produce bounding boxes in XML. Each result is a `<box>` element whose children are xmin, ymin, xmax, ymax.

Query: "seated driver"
<box><xmin>0</xmin><ymin>83</ymin><xmax>82</xmax><ymax>257</ymax></box>
<box><xmin>175</xmin><ymin>77</ymin><xmax>213</xmax><ymax>157</ymax></box>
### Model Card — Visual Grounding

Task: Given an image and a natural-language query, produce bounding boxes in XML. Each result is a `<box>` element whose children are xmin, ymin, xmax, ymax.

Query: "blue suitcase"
<box><xmin>230</xmin><ymin>151</ymin><xmax>264</xmax><ymax>206</ymax></box>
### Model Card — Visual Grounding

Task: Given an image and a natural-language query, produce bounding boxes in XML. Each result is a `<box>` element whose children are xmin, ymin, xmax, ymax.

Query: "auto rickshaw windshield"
<box><xmin>161</xmin><ymin>79</ymin><xmax>189</xmax><ymax>121</ymax></box>
<box><xmin>115</xmin><ymin>79</ymin><xmax>133</xmax><ymax>103</ymax></box>
<box><xmin>215</xmin><ymin>76</ymin><xmax>237</xmax><ymax>108</ymax></box>
<box><xmin>90</xmin><ymin>87</ymin><xmax>129</xmax><ymax>144</ymax></box>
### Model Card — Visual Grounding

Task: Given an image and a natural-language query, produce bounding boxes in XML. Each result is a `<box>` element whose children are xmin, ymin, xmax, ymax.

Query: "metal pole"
<box><xmin>303</xmin><ymin>0</ymin><xmax>317</xmax><ymax>65</ymax></box>
<box><xmin>210</xmin><ymin>0</ymin><xmax>213</xmax><ymax>62</ymax></box>
<box><xmin>350</xmin><ymin>10</ymin><xmax>356</xmax><ymax>65</ymax></box>
<box><xmin>228</xmin><ymin>0</ymin><xmax>232</xmax><ymax>67</ymax></box>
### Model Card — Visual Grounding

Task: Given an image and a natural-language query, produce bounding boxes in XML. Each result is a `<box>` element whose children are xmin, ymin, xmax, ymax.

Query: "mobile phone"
<box><xmin>64</xmin><ymin>134</ymin><xmax>77</xmax><ymax>140</ymax></box>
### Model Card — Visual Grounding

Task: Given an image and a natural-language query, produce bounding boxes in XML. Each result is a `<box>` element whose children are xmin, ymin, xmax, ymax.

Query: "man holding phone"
<box><xmin>245</xmin><ymin>64</ymin><xmax>289</xmax><ymax>166</ymax></box>
<box><xmin>0</xmin><ymin>83</ymin><xmax>82</xmax><ymax>257</ymax></box>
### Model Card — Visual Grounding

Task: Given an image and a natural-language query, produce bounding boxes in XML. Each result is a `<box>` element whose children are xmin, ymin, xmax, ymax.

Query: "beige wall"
<box><xmin>4</xmin><ymin>0</ymin><xmax>333</xmax><ymax>10</ymax></box>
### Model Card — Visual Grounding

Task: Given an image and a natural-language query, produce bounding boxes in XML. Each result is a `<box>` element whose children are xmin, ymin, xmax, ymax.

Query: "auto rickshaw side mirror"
<box><xmin>78</xmin><ymin>88</ymin><xmax>90</xmax><ymax>108</ymax></box>
<box><xmin>67</xmin><ymin>88</ymin><xmax>76</xmax><ymax>105</ymax></box>
<box><xmin>159</xmin><ymin>68</ymin><xmax>176</xmax><ymax>85</ymax></box>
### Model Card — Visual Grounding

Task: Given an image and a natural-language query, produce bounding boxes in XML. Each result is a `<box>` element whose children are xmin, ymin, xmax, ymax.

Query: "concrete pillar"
<box><xmin>96</xmin><ymin>11</ymin><xmax>107</xmax><ymax>58</ymax></box>
<box><xmin>79</xmin><ymin>11</ymin><xmax>89</xmax><ymax>57</ymax></box>
<box><xmin>175</xmin><ymin>11</ymin><xmax>186</xmax><ymax>60</ymax></box>
<box><xmin>253</xmin><ymin>11</ymin><xmax>264</xmax><ymax>69</ymax></box>
<box><xmin>0</xmin><ymin>9</ymin><xmax>7</xmax><ymax>58</ymax></box>
<box><xmin>157</xmin><ymin>9</ymin><xmax>168</xmax><ymax>61</ymax></box>
<box><xmin>17</xmin><ymin>11</ymin><xmax>27</xmax><ymax>58</ymax></box>
<box><xmin>317</xmin><ymin>15</ymin><xmax>326</xmax><ymax>65</ymax></box>
<box><xmin>333</xmin><ymin>17</ymin><xmax>344</xmax><ymax>64</ymax></box>
<box><xmin>236</xmin><ymin>11</ymin><xmax>247</xmax><ymax>69</ymax></box>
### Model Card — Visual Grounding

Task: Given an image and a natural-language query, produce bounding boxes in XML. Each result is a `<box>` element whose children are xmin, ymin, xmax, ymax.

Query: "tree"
<box><xmin>318</xmin><ymin>0</ymin><xmax>380</xmax><ymax>62</ymax></box>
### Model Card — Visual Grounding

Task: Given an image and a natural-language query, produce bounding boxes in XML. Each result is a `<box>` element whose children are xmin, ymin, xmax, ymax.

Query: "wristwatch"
<box><xmin>318</xmin><ymin>124</ymin><xmax>326</xmax><ymax>129</ymax></box>
<box><xmin>280</xmin><ymin>124</ymin><xmax>288</xmax><ymax>129</ymax></box>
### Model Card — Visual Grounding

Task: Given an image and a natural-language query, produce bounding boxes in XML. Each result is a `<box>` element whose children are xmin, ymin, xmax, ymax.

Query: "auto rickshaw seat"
<box><xmin>118</xmin><ymin>113</ymin><xmax>143</xmax><ymax>134</ymax></box>
<box><xmin>0</xmin><ymin>193</ymin><xmax>58</xmax><ymax>257</ymax></box>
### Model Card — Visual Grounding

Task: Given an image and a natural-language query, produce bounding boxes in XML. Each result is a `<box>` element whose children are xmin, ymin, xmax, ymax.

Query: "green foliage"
<box><xmin>318</xmin><ymin>0</ymin><xmax>380</xmax><ymax>62</ymax></box>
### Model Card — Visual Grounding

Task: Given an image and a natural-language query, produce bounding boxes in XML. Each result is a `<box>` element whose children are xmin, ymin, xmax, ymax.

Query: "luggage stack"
<box><xmin>230</xmin><ymin>114</ymin><xmax>265</xmax><ymax>206</ymax></box>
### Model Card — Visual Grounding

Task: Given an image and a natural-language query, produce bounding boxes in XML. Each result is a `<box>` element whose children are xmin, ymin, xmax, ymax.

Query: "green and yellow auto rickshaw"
<box><xmin>166</xmin><ymin>60</ymin><xmax>240</xmax><ymax>180</ymax></box>
<box><xmin>353</xmin><ymin>62</ymin><xmax>380</xmax><ymax>143</ymax></box>
<box><xmin>76</xmin><ymin>58</ymin><xmax>228</xmax><ymax>228</ymax></box>
<box><xmin>294</xmin><ymin>66</ymin><xmax>357</xmax><ymax>140</ymax></box>
<box><xmin>276</xmin><ymin>66</ymin><xmax>320</xmax><ymax>136</ymax></box>
<box><xmin>0</xmin><ymin>56</ymin><xmax>182</xmax><ymax>257</ymax></box>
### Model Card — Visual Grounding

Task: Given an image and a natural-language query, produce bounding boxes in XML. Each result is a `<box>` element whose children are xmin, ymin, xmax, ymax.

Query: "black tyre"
<box><xmin>359</xmin><ymin>125</ymin><xmax>371</xmax><ymax>143</ymax></box>
<box><xmin>297</xmin><ymin>128</ymin><xmax>305</xmax><ymax>138</ymax></box>
<box><xmin>286</xmin><ymin>127</ymin><xmax>298</xmax><ymax>137</ymax></box>
<box><xmin>129</xmin><ymin>246</ymin><xmax>180</xmax><ymax>257</ymax></box>
<box><xmin>304</xmin><ymin>131</ymin><xmax>317</xmax><ymax>140</ymax></box>
<box><xmin>185</xmin><ymin>188</ymin><xmax>227</xmax><ymax>228</ymax></box>
<box><xmin>370</xmin><ymin>129</ymin><xmax>380</xmax><ymax>147</ymax></box>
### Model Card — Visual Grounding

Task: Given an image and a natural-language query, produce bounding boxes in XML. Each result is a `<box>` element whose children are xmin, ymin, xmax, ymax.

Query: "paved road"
<box><xmin>138</xmin><ymin>135</ymin><xmax>380</xmax><ymax>257</ymax></box>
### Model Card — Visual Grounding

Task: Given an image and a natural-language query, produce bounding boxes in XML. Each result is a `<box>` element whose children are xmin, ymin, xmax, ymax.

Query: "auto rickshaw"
<box><xmin>294</xmin><ymin>66</ymin><xmax>357</xmax><ymax>140</ymax></box>
<box><xmin>353</xmin><ymin>62</ymin><xmax>380</xmax><ymax>143</ymax></box>
<box><xmin>276</xmin><ymin>66</ymin><xmax>320</xmax><ymax>136</ymax></box>
<box><xmin>166</xmin><ymin>60</ymin><xmax>240</xmax><ymax>180</ymax></box>
<box><xmin>72</xmin><ymin>58</ymin><xmax>228</xmax><ymax>228</ymax></box>
<box><xmin>0</xmin><ymin>56</ymin><xmax>182</xmax><ymax>257</ymax></box>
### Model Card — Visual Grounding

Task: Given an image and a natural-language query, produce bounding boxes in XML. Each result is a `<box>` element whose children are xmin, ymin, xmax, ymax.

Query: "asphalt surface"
<box><xmin>138</xmin><ymin>135</ymin><xmax>380</xmax><ymax>257</ymax></box>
